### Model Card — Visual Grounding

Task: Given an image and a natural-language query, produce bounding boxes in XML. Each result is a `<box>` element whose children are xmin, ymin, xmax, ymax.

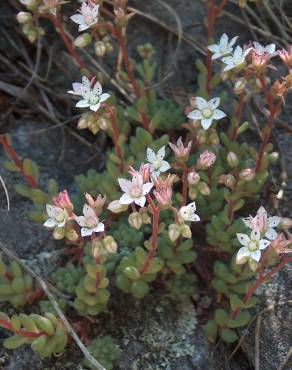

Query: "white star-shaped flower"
<box><xmin>253</xmin><ymin>42</ymin><xmax>277</xmax><ymax>57</ymax></box>
<box><xmin>187</xmin><ymin>97</ymin><xmax>226</xmax><ymax>130</ymax></box>
<box><xmin>179</xmin><ymin>202</ymin><xmax>200</xmax><ymax>223</ymax></box>
<box><xmin>146</xmin><ymin>147</ymin><xmax>171</xmax><ymax>178</ymax></box>
<box><xmin>208</xmin><ymin>33</ymin><xmax>238</xmax><ymax>60</ymax></box>
<box><xmin>68</xmin><ymin>76</ymin><xmax>110</xmax><ymax>112</ymax></box>
<box><xmin>222</xmin><ymin>45</ymin><xmax>252</xmax><ymax>72</ymax></box>
<box><xmin>118</xmin><ymin>174</ymin><xmax>153</xmax><ymax>207</ymax></box>
<box><xmin>76</xmin><ymin>204</ymin><xmax>104</xmax><ymax>237</ymax></box>
<box><xmin>70</xmin><ymin>1</ymin><xmax>99</xmax><ymax>32</ymax></box>
<box><xmin>243</xmin><ymin>206</ymin><xmax>281</xmax><ymax>240</ymax></box>
<box><xmin>44</xmin><ymin>204</ymin><xmax>68</xmax><ymax>228</ymax></box>
<box><xmin>236</xmin><ymin>229</ymin><xmax>271</xmax><ymax>267</ymax></box>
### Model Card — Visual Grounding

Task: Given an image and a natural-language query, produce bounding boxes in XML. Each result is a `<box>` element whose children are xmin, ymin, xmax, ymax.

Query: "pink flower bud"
<box><xmin>187</xmin><ymin>171</ymin><xmax>200</xmax><ymax>185</ymax></box>
<box><xmin>129</xmin><ymin>163</ymin><xmax>150</xmax><ymax>183</ymax></box>
<box><xmin>278</xmin><ymin>46</ymin><xmax>292</xmax><ymax>69</ymax></box>
<box><xmin>197</xmin><ymin>150</ymin><xmax>216</xmax><ymax>170</ymax></box>
<box><xmin>240</xmin><ymin>168</ymin><xmax>255</xmax><ymax>181</ymax></box>
<box><xmin>85</xmin><ymin>193</ymin><xmax>106</xmax><ymax>216</ymax></box>
<box><xmin>153</xmin><ymin>175</ymin><xmax>175</xmax><ymax>207</ymax></box>
<box><xmin>168</xmin><ymin>137</ymin><xmax>192</xmax><ymax>162</ymax></box>
<box><xmin>271</xmin><ymin>233</ymin><xmax>292</xmax><ymax>255</ymax></box>
<box><xmin>53</xmin><ymin>190</ymin><xmax>74</xmax><ymax>212</ymax></box>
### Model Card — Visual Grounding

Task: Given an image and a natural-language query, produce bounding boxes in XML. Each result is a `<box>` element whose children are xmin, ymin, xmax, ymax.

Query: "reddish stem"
<box><xmin>0</xmin><ymin>319</ymin><xmax>42</xmax><ymax>339</ymax></box>
<box><xmin>115</xmin><ymin>29</ymin><xmax>150</xmax><ymax>131</ymax></box>
<box><xmin>139</xmin><ymin>195</ymin><xmax>160</xmax><ymax>275</ymax></box>
<box><xmin>181</xmin><ymin>164</ymin><xmax>189</xmax><ymax>206</ymax></box>
<box><xmin>0</xmin><ymin>136</ymin><xmax>38</xmax><ymax>188</ymax></box>
<box><xmin>231</xmin><ymin>91</ymin><xmax>245</xmax><ymax>141</ymax></box>
<box><xmin>103</xmin><ymin>104</ymin><xmax>125</xmax><ymax>172</ymax></box>
<box><xmin>232</xmin><ymin>256</ymin><xmax>292</xmax><ymax>319</ymax></box>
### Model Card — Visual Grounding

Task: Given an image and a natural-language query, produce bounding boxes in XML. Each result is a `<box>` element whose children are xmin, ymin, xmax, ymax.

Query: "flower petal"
<box><xmin>259</xmin><ymin>239</ymin><xmax>271</xmax><ymax>250</ymax></box>
<box><xmin>134</xmin><ymin>196</ymin><xmax>146</xmax><ymax>207</ymax></box>
<box><xmin>268</xmin><ymin>216</ymin><xmax>281</xmax><ymax>228</ymax></box>
<box><xmin>99</xmin><ymin>93</ymin><xmax>110</xmax><ymax>103</ymax></box>
<box><xmin>142</xmin><ymin>182</ymin><xmax>153</xmax><ymax>195</ymax></box>
<box><xmin>46</xmin><ymin>204</ymin><xmax>61</xmax><ymax>219</ymax></box>
<box><xmin>265</xmin><ymin>228</ymin><xmax>278</xmax><ymax>240</ymax></box>
<box><xmin>208</xmin><ymin>97</ymin><xmax>220</xmax><ymax>109</ymax></box>
<box><xmin>236</xmin><ymin>247</ymin><xmax>250</xmax><ymax>264</ymax></box>
<box><xmin>93</xmin><ymin>222</ymin><xmax>105</xmax><ymax>233</ymax></box>
<box><xmin>70</xmin><ymin>14</ymin><xmax>84</xmax><ymax>25</ymax></box>
<box><xmin>251</xmin><ymin>229</ymin><xmax>261</xmax><ymax>241</ymax></box>
<box><xmin>237</xmin><ymin>233</ymin><xmax>250</xmax><ymax>247</ymax></box>
<box><xmin>76</xmin><ymin>216</ymin><xmax>86</xmax><ymax>227</ymax></box>
<box><xmin>43</xmin><ymin>218</ymin><xmax>57</xmax><ymax>228</ymax></box>
<box><xmin>229</xmin><ymin>36</ymin><xmax>238</xmax><ymax>47</ymax></box>
<box><xmin>201</xmin><ymin>118</ymin><xmax>213</xmax><ymax>130</ymax></box>
<box><xmin>187</xmin><ymin>202</ymin><xmax>197</xmax><ymax>212</ymax></box>
<box><xmin>213</xmin><ymin>109</ymin><xmax>226</xmax><ymax>120</ymax></box>
<box><xmin>76</xmin><ymin>100</ymin><xmax>90</xmax><ymax>108</ymax></box>
<box><xmin>90</xmin><ymin>103</ymin><xmax>101</xmax><ymax>112</ymax></box>
<box><xmin>146</xmin><ymin>147</ymin><xmax>157</xmax><ymax>163</ymax></box>
<box><xmin>242</xmin><ymin>217</ymin><xmax>252</xmax><ymax>228</ymax></box>
<box><xmin>187</xmin><ymin>110</ymin><xmax>202</xmax><ymax>120</ymax></box>
<box><xmin>207</xmin><ymin>44</ymin><xmax>219</xmax><ymax>53</ymax></box>
<box><xmin>189</xmin><ymin>213</ymin><xmax>200</xmax><ymax>222</ymax></box>
<box><xmin>93</xmin><ymin>81</ymin><xmax>102</xmax><ymax>95</ymax></box>
<box><xmin>220</xmin><ymin>33</ymin><xmax>228</xmax><ymax>46</ymax></box>
<box><xmin>81</xmin><ymin>227</ymin><xmax>94</xmax><ymax>237</ymax></box>
<box><xmin>159</xmin><ymin>160</ymin><xmax>171</xmax><ymax>173</ymax></box>
<box><xmin>118</xmin><ymin>178</ymin><xmax>131</xmax><ymax>193</ymax></box>
<box><xmin>157</xmin><ymin>146</ymin><xmax>166</xmax><ymax>160</ymax></box>
<box><xmin>250</xmin><ymin>250</ymin><xmax>261</xmax><ymax>262</ymax></box>
<box><xmin>195</xmin><ymin>97</ymin><xmax>208</xmax><ymax>110</ymax></box>
<box><xmin>119</xmin><ymin>193</ymin><xmax>134</xmax><ymax>205</ymax></box>
<box><xmin>83</xmin><ymin>204</ymin><xmax>96</xmax><ymax>218</ymax></box>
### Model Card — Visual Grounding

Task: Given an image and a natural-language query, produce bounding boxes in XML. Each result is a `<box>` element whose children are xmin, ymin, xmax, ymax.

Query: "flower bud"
<box><xmin>128</xmin><ymin>212</ymin><xmax>143</xmax><ymax>230</ymax></box>
<box><xmin>108</xmin><ymin>200</ymin><xmax>128</xmax><ymax>213</ymax></box>
<box><xmin>268</xmin><ymin>152</ymin><xmax>279</xmax><ymax>163</ymax></box>
<box><xmin>227</xmin><ymin>152</ymin><xmax>239</xmax><ymax>168</ymax></box>
<box><xmin>181</xmin><ymin>224</ymin><xmax>192</xmax><ymax>239</ymax></box>
<box><xmin>66</xmin><ymin>229</ymin><xmax>79</xmax><ymax>242</ymax></box>
<box><xmin>208</xmin><ymin>130</ymin><xmax>219</xmax><ymax>146</ymax></box>
<box><xmin>280</xmin><ymin>217</ymin><xmax>292</xmax><ymax>230</ymax></box>
<box><xmin>224</xmin><ymin>174</ymin><xmax>236</xmax><ymax>189</ymax></box>
<box><xmin>140</xmin><ymin>208</ymin><xmax>151</xmax><ymax>224</ymax></box>
<box><xmin>53</xmin><ymin>190</ymin><xmax>74</xmax><ymax>213</ymax></box>
<box><xmin>234</xmin><ymin>78</ymin><xmax>247</xmax><ymax>94</ymax></box>
<box><xmin>197</xmin><ymin>150</ymin><xmax>216</xmax><ymax>170</ymax></box>
<box><xmin>95</xmin><ymin>41</ymin><xmax>107</xmax><ymax>56</ymax></box>
<box><xmin>74</xmin><ymin>33</ymin><xmax>92</xmax><ymax>48</ymax></box>
<box><xmin>99</xmin><ymin>117</ymin><xmax>110</xmax><ymax>130</ymax></box>
<box><xmin>188</xmin><ymin>187</ymin><xmax>198</xmax><ymax>200</ymax></box>
<box><xmin>53</xmin><ymin>227</ymin><xmax>65</xmax><ymax>240</ymax></box>
<box><xmin>187</xmin><ymin>171</ymin><xmax>200</xmax><ymax>185</ymax></box>
<box><xmin>103</xmin><ymin>236</ymin><xmax>118</xmax><ymax>254</ymax></box>
<box><xmin>105</xmin><ymin>42</ymin><xmax>114</xmax><ymax>53</ymax></box>
<box><xmin>240</xmin><ymin>168</ymin><xmax>255</xmax><ymax>182</ymax></box>
<box><xmin>198</xmin><ymin>182</ymin><xmax>211</xmax><ymax>196</ymax></box>
<box><xmin>168</xmin><ymin>224</ymin><xmax>181</xmax><ymax>242</ymax></box>
<box><xmin>91</xmin><ymin>239</ymin><xmax>104</xmax><ymax>260</ymax></box>
<box><xmin>16</xmin><ymin>12</ymin><xmax>32</xmax><ymax>24</ymax></box>
<box><xmin>77</xmin><ymin>114</ymin><xmax>89</xmax><ymax>129</ymax></box>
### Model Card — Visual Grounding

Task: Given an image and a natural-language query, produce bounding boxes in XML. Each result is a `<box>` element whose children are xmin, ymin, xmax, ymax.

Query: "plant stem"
<box><xmin>115</xmin><ymin>29</ymin><xmax>150</xmax><ymax>131</ymax></box>
<box><xmin>0</xmin><ymin>319</ymin><xmax>42</xmax><ymax>339</ymax></box>
<box><xmin>139</xmin><ymin>195</ymin><xmax>160</xmax><ymax>275</ymax></box>
<box><xmin>232</xmin><ymin>256</ymin><xmax>292</xmax><ymax>319</ymax></box>
<box><xmin>104</xmin><ymin>104</ymin><xmax>125</xmax><ymax>173</ymax></box>
<box><xmin>0</xmin><ymin>135</ymin><xmax>38</xmax><ymax>188</ymax></box>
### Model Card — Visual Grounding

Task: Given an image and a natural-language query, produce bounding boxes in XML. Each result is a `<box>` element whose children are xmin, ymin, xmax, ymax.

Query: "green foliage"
<box><xmin>167</xmin><ymin>273</ymin><xmax>197</xmax><ymax>300</ymax></box>
<box><xmin>85</xmin><ymin>336</ymin><xmax>122</xmax><ymax>370</ymax></box>
<box><xmin>0</xmin><ymin>257</ymin><xmax>35</xmax><ymax>308</ymax></box>
<box><xmin>39</xmin><ymin>298</ymin><xmax>67</xmax><ymax>315</ymax></box>
<box><xmin>0</xmin><ymin>312</ymin><xmax>67</xmax><ymax>357</ymax></box>
<box><xmin>51</xmin><ymin>263</ymin><xmax>84</xmax><ymax>295</ymax></box>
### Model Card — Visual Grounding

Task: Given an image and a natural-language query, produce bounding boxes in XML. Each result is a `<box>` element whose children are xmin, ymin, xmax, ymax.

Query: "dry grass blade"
<box><xmin>0</xmin><ymin>175</ymin><xmax>10</xmax><ymax>211</ymax></box>
<box><xmin>0</xmin><ymin>241</ymin><xmax>106</xmax><ymax>370</ymax></box>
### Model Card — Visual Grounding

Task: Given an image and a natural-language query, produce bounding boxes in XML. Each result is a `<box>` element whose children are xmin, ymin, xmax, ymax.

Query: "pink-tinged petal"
<box><xmin>259</xmin><ymin>239</ymin><xmax>271</xmax><ymax>250</ymax></box>
<box><xmin>132</xmin><ymin>173</ymin><xmax>143</xmax><ymax>188</ymax></box>
<box><xmin>142</xmin><ymin>182</ymin><xmax>153</xmax><ymax>195</ymax></box>
<box><xmin>134</xmin><ymin>196</ymin><xmax>146</xmax><ymax>207</ymax></box>
<box><xmin>81</xmin><ymin>227</ymin><xmax>94</xmax><ymax>237</ymax></box>
<box><xmin>44</xmin><ymin>218</ymin><xmax>57</xmax><ymax>228</ymax></box>
<box><xmin>157</xmin><ymin>146</ymin><xmax>166</xmax><ymax>160</ymax></box>
<box><xmin>207</xmin><ymin>44</ymin><xmax>219</xmax><ymax>53</ymax></box>
<box><xmin>76</xmin><ymin>216</ymin><xmax>86</xmax><ymax>227</ymax></box>
<box><xmin>83</xmin><ymin>204</ymin><xmax>96</xmax><ymax>218</ymax></box>
<box><xmin>146</xmin><ymin>147</ymin><xmax>157</xmax><ymax>163</ymax></box>
<box><xmin>187</xmin><ymin>110</ymin><xmax>202</xmax><ymax>120</ymax></box>
<box><xmin>268</xmin><ymin>216</ymin><xmax>281</xmax><ymax>228</ymax></box>
<box><xmin>251</xmin><ymin>229</ymin><xmax>261</xmax><ymax>241</ymax></box>
<box><xmin>201</xmin><ymin>118</ymin><xmax>213</xmax><ymax>130</ymax></box>
<box><xmin>236</xmin><ymin>247</ymin><xmax>250</xmax><ymax>264</ymax></box>
<box><xmin>46</xmin><ymin>204</ymin><xmax>61</xmax><ymax>218</ymax></box>
<box><xmin>93</xmin><ymin>222</ymin><xmax>105</xmax><ymax>233</ymax></box>
<box><xmin>209</xmin><ymin>97</ymin><xmax>220</xmax><ymax>109</ymax></box>
<box><xmin>118</xmin><ymin>178</ymin><xmax>131</xmax><ymax>193</ymax></box>
<box><xmin>250</xmin><ymin>250</ymin><xmax>261</xmax><ymax>262</ymax></box>
<box><xmin>119</xmin><ymin>193</ymin><xmax>134</xmax><ymax>205</ymax></box>
<box><xmin>99</xmin><ymin>93</ymin><xmax>110</xmax><ymax>103</ymax></box>
<box><xmin>70</xmin><ymin>14</ymin><xmax>84</xmax><ymax>25</ymax></box>
<box><xmin>76</xmin><ymin>100</ymin><xmax>90</xmax><ymax>108</ymax></box>
<box><xmin>90</xmin><ymin>102</ymin><xmax>101</xmax><ymax>112</ymax></box>
<box><xmin>265</xmin><ymin>228</ymin><xmax>278</xmax><ymax>240</ymax></box>
<box><xmin>195</xmin><ymin>97</ymin><xmax>208</xmax><ymax>110</ymax></box>
<box><xmin>213</xmin><ymin>109</ymin><xmax>226</xmax><ymax>120</ymax></box>
<box><xmin>159</xmin><ymin>161</ymin><xmax>171</xmax><ymax>173</ymax></box>
<box><xmin>237</xmin><ymin>233</ymin><xmax>250</xmax><ymax>247</ymax></box>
